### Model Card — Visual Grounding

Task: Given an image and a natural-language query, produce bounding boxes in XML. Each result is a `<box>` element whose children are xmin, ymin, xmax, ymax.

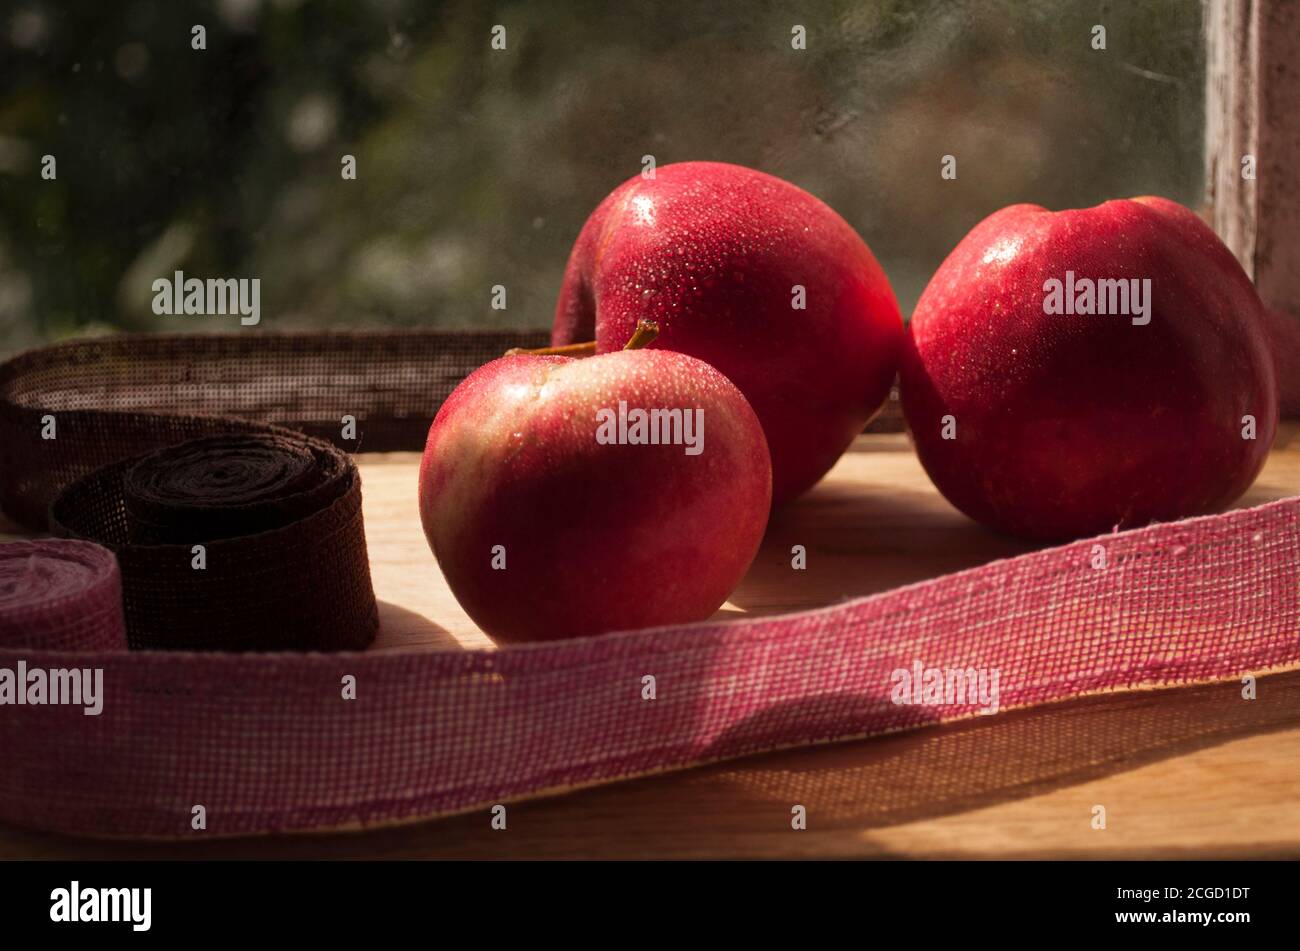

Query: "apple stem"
<box><xmin>504</xmin><ymin>319</ymin><xmax>660</xmax><ymax>358</ymax></box>
<box><xmin>622</xmin><ymin>319</ymin><xmax>660</xmax><ymax>350</ymax></box>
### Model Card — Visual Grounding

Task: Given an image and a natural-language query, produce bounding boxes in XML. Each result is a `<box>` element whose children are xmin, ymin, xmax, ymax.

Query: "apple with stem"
<box><xmin>419</xmin><ymin>320</ymin><xmax>771</xmax><ymax>642</ymax></box>
<box><xmin>900</xmin><ymin>196</ymin><xmax>1278</xmax><ymax>541</ymax></box>
<box><xmin>551</xmin><ymin>161</ymin><xmax>903</xmax><ymax>506</ymax></box>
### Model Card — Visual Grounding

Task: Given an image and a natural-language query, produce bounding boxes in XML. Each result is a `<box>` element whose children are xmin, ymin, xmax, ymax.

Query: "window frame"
<box><xmin>1205</xmin><ymin>0</ymin><xmax>1300</xmax><ymax>319</ymax></box>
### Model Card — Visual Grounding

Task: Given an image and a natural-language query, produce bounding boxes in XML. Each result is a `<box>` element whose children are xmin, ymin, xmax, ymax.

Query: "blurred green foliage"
<box><xmin>0</xmin><ymin>0</ymin><xmax>1204</xmax><ymax>353</ymax></box>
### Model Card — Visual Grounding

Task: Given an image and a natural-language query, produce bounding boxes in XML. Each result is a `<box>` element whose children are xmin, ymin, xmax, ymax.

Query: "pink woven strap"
<box><xmin>1</xmin><ymin>496</ymin><xmax>1297</xmax><ymax>838</ymax></box>
<box><xmin>0</xmin><ymin>540</ymin><xmax>126</xmax><ymax>653</ymax></box>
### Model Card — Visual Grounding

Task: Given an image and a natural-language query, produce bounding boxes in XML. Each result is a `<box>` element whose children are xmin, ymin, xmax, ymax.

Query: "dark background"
<box><xmin>0</xmin><ymin>0</ymin><xmax>1205</xmax><ymax>353</ymax></box>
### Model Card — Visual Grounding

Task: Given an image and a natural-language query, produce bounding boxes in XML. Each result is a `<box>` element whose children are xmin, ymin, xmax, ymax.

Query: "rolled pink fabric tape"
<box><xmin>0</xmin><ymin>540</ymin><xmax>127</xmax><ymax>652</ymax></box>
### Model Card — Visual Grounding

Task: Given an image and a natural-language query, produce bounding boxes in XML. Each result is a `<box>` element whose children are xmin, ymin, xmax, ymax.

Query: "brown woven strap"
<box><xmin>0</xmin><ymin>330</ymin><xmax>547</xmax><ymax>651</ymax></box>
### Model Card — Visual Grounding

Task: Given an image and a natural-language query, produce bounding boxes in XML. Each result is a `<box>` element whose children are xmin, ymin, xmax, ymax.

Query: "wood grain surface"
<box><xmin>4</xmin><ymin>424</ymin><xmax>1299</xmax><ymax>859</ymax></box>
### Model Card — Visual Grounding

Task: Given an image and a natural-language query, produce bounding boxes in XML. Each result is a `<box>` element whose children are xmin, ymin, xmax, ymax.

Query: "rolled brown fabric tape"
<box><xmin>122</xmin><ymin>433</ymin><xmax>351</xmax><ymax>545</ymax></box>
<box><xmin>50</xmin><ymin>431</ymin><xmax>377</xmax><ymax>652</ymax></box>
<box><xmin>0</xmin><ymin>331</ymin><xmax>544</xmax><ymax>654</ymax></box>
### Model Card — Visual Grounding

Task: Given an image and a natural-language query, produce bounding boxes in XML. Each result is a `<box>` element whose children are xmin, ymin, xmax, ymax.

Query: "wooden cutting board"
<box><xmin>4</xmin><ymin>424</ymin><xmax>1299</xmax><ymax>858</ymax></box>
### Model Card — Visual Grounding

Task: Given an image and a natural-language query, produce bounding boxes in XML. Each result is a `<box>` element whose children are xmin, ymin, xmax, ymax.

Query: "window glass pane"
<box><xmin>0</xmin><ymin>0</ymin><xmax>1205</xmax><ymax>351</ymax></box>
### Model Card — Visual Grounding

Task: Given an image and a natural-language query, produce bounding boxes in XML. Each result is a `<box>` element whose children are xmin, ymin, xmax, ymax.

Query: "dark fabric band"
<box><xmin>0</xmin><ymin>330</ymin><xmax>547</xmax><ymax>651</ymax></box>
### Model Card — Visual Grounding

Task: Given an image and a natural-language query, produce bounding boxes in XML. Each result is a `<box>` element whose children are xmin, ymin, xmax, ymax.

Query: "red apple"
<box><xmin>419</xmin><ymin>326</ymin><xmax>771</xmax><ymax>642</ymax></box>
<box><xmin>900</xmin><ymin>197</ymin><xmax>1278</xmax><ymax>541</ymax></box>
<box><xmin>552</xmin><ymin>161</ymin><xmax>902</xmax><ymax>505</ymax></box>
<box><xmin>1262</xmin><ymin>304</ymin><xmax>1300</xmax><ymax>418</ymax></box>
